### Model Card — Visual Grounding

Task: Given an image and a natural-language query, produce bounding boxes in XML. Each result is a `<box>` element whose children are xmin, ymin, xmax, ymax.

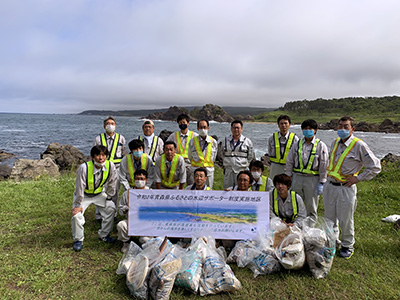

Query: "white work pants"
<box><xmin>117</xmin><ymin>219</ymin><xmax>129</xmax><ymax>242</ymax></box>
<box><xmin>96</xmin><ymin>176</ymin><xmax>120</xmax><ymax>219</ymax></box>
<box><xmin>292</xmin><ymin>173</ymin><xmax>319</xmax><ymax>223</ymax></box>
<box><xmin>223</xmin><ymin>168</ymin><xmax>238</xmax><ymax>190</ymax></box>
<box><xmin>323</xmin><ymin>182</ymin><xmax>357</xmax><ymax>250</ymax></box>
<box><xmin>71</xmin><ymin>192</ymin><xmax>116</xmax><ymax>242</ymax></box>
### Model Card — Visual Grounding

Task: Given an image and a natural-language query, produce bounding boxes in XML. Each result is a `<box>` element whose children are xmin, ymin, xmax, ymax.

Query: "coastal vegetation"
<box><xmin>1</xmin><ymin>164</ymin><xmax>399</xmax><ymax>299</ymax></box>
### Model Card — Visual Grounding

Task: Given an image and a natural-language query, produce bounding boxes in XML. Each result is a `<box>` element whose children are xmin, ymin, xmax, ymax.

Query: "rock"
<box><xmin>260</xmin><ymin>153</ymin><xmax>271</xmax><ymax>167</ymax></box>
<box><xmin>319</xmin><ymin>119</ymin><xmax>339</xmax><ymax>130</ymax></box>
<box><xmin>197</xmin><ymin>104</ymin><xmax>233</xmax><ymax>123</ymax></box>
<box><xmin>159</xmin><ymin>129</ymin><xmax>173</xmax><ymax>143</ymax></box>
<box><xmin>0</xmin><ymin>164</ymin><xmax>12</xmax><ymax>180</ymax></box>
<box><xmin>381</xmin><ymin>153</ymin><xmax>400</xmax><ymax>166</ymax></box>
<box><xmin>0</xmin><ymin>150</ymin><xmax>15</xmax><ymax>161</ymax></box>
<box><xmin>144</xmin><ymin>106</ymin><xmax>192</xmax><ymax>121</ymax></box>
<box><xmin>356</xmin><ymin>122</ymin><xmax>379</xmax><ymax>132</ymax></box>
<box><xmin>41</xmin><ymin>143</ymin><xmax>90</xmax><ymax>171</ymax></box>
<box><xmin>10</xmin><ymin>157</ymin><xmax>60</xmax><ymax>180</ymax></box>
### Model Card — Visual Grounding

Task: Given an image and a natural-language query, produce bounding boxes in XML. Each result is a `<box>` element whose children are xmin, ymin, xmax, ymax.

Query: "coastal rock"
<box><xmin>144</xmin><ymin>106</ymin><xmax>192</xmax><ymax>121</ymax></box>
<box><xmin>159</xmin><ymin>130</ymin><xmax>173</xmax><ymax>143</ymax></box>
<box><xmin>0</xmin><ymin>150</ymin><xmax>15</xmax><ymax>161</ymax></box>
<box><xmin>320</xmin><ymin>118</ymin><xmax>400</xmax><ymax>133</ymax></box>
<box><xmin>318</xmin><ymin>119</ymin><xmax>339</xmax><ymax>130</ymax></box>
<box><xmin>0</xmin><ymin>164</ymin><xmax>12</xmax><ymax>180</ymax></box>
<box><xmin>260</xmin><ymin>153</ymin><xmax>271</xmax><ymax>167</ymax></box>
<box><xmin>196</xmin><ymin>104</ymin><xmax>234</xmax><ymax>123</ymax></box>
<box><xmin>41</xmin><ymin>143</ymin><xmax>90</xmax><ymax>171</ymax></box>
<box><xmin>10</xmin><ymin>157</ymin><xmax>60</xmax><ymax>180</ymax></box>
<box><xmin>381</xmin><ymin>153</ymin><xmax>400</xmax><ymax>167</ymax></box>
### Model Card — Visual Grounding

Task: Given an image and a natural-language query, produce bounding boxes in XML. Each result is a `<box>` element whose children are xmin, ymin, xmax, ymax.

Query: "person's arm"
<box><xmin>146</xmin><ymin>157</ymin><xmax>155</xmax><ymax>187</ymax></box>
<box><xmin>72</xmin><ymin>164</ymin><xmax>86</xmax><ymax>215</ymax></box>
<box><xmin>285</xmin><ymin>143</ymin><xmax>296</xmax><ymax>177</ymax></box>
<box><xmin>105</xmin><ymin>162</ymin><xmax>117</xmax><ymax>198</ymax></box>
<box><xmin>118</xmin><ymin>157</ymin><xmax>131</xmax><ymax>191</ymax></box>
<box><xmin>318</xmin><ymin>141</ymin><xmax>329</xmax><ymax>183</ymax></box>
<box><xmin>118</xmin><ymin>191</ymin><xmax>129</xmax><ymax>216</ymax></box>
<box><xmin>178</xmin><ymin>156</ymin><xmax>186</xmax><ymax>188</ymax></box>
<box><xmin>293</xmin><ymin>194</ymin><xmax>307</xmax><ymax>228</ymax></box>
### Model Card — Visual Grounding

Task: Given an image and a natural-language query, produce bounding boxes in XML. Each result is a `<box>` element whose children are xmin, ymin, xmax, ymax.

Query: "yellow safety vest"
<box><xmin>84</xmin><ymin>160</ymin><xmax>110</xmax><ymax>195</ymax></box>
<box><xmin>254</xmin><ymin>175</ymin><xmax>268</xmax><ymax>191</ymax></box>
<box><xmin>100</xmin><ymin>133</ymin><xmax>122</xmax><ymax>164</ymax></box>
<box><xmin>127</xmin><ymin>153</ymin><xmax>148</xmax><ymax>187</ymax></box>
<box><xmin>327</xmin><ymin>137</ymin><xmax>361</xmax><ymax>182</ymax></box>
<box><xmin>269</xmin><ymin>132</ymin><xmax>295</xmax><ymax>165</ymax></box>
<box><xmin>139</xmin><ymin>135</ymin><xmax>159</xmax><ymax>161</ymax></box>
<box><xmin>191</xmin><ymin>136</ymin><xmax>214</xmax><ymax>167</ymax></box>
<box><xmin>160</xmin><ymin>154</ymin><xmax>180</xmax><ymax>188</ymax></box>
<box><xmin>175</xmin><ymin>131</ymin><xmax>194</xmax><ymax>159</ymax></box>
<box><xmin>273</xmin><ymin>189</ymin><xmax>298</xmax><ymax>223</ymax></box>
<box><xmin>293</xmin><ymin>139</ymin><xmax>320</xmax><ymax>175</ymax></box>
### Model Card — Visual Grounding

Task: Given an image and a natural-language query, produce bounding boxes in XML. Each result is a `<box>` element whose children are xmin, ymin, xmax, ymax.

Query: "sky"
<box><xmin>1</xmin><ymin>0</ymin><xmax>400</xmax><ymax>114</ymax></box>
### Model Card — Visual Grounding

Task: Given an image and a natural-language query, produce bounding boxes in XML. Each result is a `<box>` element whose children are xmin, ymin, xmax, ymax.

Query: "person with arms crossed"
<box><xmin>71</xmin><ymin>145</ymin><xmax>118</xmax><ymax>252</ymax></box>
<box><xmin>166</xmin><ymin>113</ymin><xmax>198</xmax><ymax>186</ymax></box>
<box><xmin>155</xmin><ymin>141</ymin><xmax>186</xmax><ymax>190</ymax></box>
<box><xmin>323</xmin><ymin>116</ymin><xmax>381</xmax><ymax>259</ymax></box>
<box><xmin>267</xmin><ymin>115</ymin><xmax>299</xmax><ymax>180</ymax></box>
<box><xmin>222</xmin><ymin>120</ymin><xmax>255</xmax><ymax>189</ymax></box>
<box><xmin>188</xmin><ymin>119</ymin><xmax>218</xmax><ymax>189</ymax></box>
<box><xmin>286</xmin><ymin>119</ymin><xmax>329</xmax><ymax>223</ymax></box>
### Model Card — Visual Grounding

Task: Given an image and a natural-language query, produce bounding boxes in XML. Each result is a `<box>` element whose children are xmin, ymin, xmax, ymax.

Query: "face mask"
<box><xmin>105</xmin><ymin>125</ymin><xmax>115</xmax><ymax>133</ymax></box>
<box><xmin>198</xmin><ymin>129</ymin><xmax>208</xmax><ymax>137</ymax></box>
<box><xmin>302</xmin><ymin>129</ymin><xmax>314</xmax><ymax>139</ymax></box>
<box><xmin>134</xmin><ymin>180</ymin><xmax>146</xmax><ymax>188</ymax></box>
<box><xmin>132</xmin><ymin>151</ymin><xmax>143</xmax><ymax>158</ymax></box>
<box><xmin>179</xmin><ymin>124</ymin><xmax>188</xmax><ymax>130</ymax></box>
<box><xmin>251</xmin><ymin>171</ymin><xmax>261</xmax><ymax>180</ymax></box>
<box><xmin>337</xmin><ymin>129</ymin><xmax>350</xmax><ymax>139</ymax></box>
<box><xmin>94</xmin><ymin>161</ymin><xmax>105</xmax><ymax>168</ymax></box>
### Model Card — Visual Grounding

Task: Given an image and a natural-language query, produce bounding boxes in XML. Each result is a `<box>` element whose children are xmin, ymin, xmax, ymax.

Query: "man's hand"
<box><xmin>72</xmin><ymin>207</ymin><xmax>83</xmax><ymax>216</ymax></box>
<box><xmin>344</xmin><ymin>176</ymin><xmax>360</xmax><ymax>187</ymax></box>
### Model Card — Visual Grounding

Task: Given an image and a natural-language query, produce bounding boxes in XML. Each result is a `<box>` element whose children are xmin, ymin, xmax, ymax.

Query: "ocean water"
<box><xmin>0</xmin><ymin>113</ymin><xmax>399</xmax><ymax>166</ymax></box>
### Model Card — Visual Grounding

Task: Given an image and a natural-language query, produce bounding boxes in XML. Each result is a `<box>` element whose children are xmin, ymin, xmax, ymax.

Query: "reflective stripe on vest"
<box><xmin>175</xmin><ymin>131</ymin><xmax>194</xmax><ymax>159</ymax></box>
<box><xmin>100</xmin><ymin>133</ymin><xmax>122</xmax><ymax>164</ymax></box>
<box><xmin>273</xmin><ymin>189</ymin><xmax>298</xmax><ymax>223</ymax></box>
<box><xmin>139</xmin><ymin>135</ymin><xmax>159</xmax><ymax>162</ymax></box>
<box><xmin>327</xmin><ymin>137</ymin><xmax>361</xmax><ymax>182</ymax></box>
<box><xmin>259</xmin><ymin>176</ymin><xmax>268</xmax><ymax>191</ymax></box>
<box><xmin>269</xmin><ymin>132</ymin><xmax>295</xmax><ymax>165</ymax></box>
<box><xmin>293</xmin><ymin>139</ymin><xmax>320</xmax><ymax>175</ymax></box>
<box><xmin>84</xmin><ymin>160</ymin><xmax>110</xmax><ymax>195</ymax></box>
<box><xmin>127</xmin><ymin>153</ymin><xmax>148</xmax><ymax>187</ymax></box>
<box><xmin>160</xmin><ymin>154</ymin><xmax>180</xmax><ymax>188</ymax></box>
<box><xmin>191</xmin><ymin>136</ymin><xmax>214</xmax><ymax>167</ymax></box>
<box><xmin>223</xmin><ymin>136</ymin><xmax>248</xmax><ymax>158</ymax></box>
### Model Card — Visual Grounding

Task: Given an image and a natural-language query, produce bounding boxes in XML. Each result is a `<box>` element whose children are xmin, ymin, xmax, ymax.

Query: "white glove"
<box><xmin>315</xmin><ymin>182</ymin><xmax>324</xmax><ymax>195</ymax></box>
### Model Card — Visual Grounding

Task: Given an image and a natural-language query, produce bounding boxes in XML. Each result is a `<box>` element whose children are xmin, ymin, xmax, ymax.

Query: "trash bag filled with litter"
<box><xmin>274</xmin><ymin>225</ymin><xmax>305</xmax><ymax>270</ymax></box>
<box><xmin>302</xmin><ymin>217</ymin><xmax>336</xmax><ymax>279</ymax></box>
<box><xmin>116</xmin><ymin>241</ymin><xmax>143</xmax><ymax>275</ymax></box>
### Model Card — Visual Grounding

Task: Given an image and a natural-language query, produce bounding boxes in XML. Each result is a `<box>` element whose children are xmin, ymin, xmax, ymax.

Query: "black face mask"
<box><xmin>179</xmin><ymin>124</ymin><xmax>188</xmax><ymax>130</ymax></box>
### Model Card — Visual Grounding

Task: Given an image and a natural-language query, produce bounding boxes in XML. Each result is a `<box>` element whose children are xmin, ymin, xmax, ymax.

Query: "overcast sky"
<box><xmin>1</xmin><ymin>0</ymin><xmax>400</xmax><ymax>114</ymax></box>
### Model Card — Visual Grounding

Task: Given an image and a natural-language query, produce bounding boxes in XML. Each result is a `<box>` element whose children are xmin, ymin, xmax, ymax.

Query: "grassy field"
<box><xmin>1</xmin><ymin>165</ymin><xmax>400</xmax><ymax>299</ymax></box>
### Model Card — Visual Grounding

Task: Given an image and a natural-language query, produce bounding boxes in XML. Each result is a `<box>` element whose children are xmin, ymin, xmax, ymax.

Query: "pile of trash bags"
<box><xmin>117</xmin><ymin>235</ymin><xmax>242</xmax><ymax>299</ymax></box>
<box><xmin>117</xmin><ymin>217</ymin><xmax>337</xmax><ymax>299</ymax></box>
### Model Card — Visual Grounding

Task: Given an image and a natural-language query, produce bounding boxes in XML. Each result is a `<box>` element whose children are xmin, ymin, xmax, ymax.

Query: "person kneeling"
<box><xmin>117</xmin><ymin>169</ymin><xmax>151</xmax><ymax>253</ymax></box>
<box><xmin>71</xmin><ymin>145</ymin><xmax>118</xmax><ymax>252</ymax></box>
<box><xmin>269</xmin><ymin>174</ymin><xmax>306</xmax><ymax>228</ymax></box>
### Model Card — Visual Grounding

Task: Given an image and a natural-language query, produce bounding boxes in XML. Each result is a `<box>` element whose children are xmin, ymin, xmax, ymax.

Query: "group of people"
<box><xmin>71</xmin><ymin>113</ymin><xmax>381</xmax><ymax>260</ymax></box>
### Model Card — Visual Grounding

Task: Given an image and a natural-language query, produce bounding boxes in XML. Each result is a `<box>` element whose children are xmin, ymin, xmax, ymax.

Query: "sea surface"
<box><xmin>0</xmin><ymin>113</ymin><xmax>399</xmax><ymax>166</ymax></box>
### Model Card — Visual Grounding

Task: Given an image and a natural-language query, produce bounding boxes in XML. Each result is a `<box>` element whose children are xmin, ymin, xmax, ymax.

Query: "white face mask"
<box><xmin>198</xmin><ymin>129</ymin><xmax>208</xmax><ymax>137</ymax></box>
<box><xmin>251</xmin><ymin>171</ymin><xmax>261</xmax><ymax>180</ymax></box>
<box><xmin>135</xmin><ymin>180</ymin><xmax>146</xmax><ymax>188</ymax></box>
<box><xmin>105</xmin><ymin>125</ymin><xmax>116</xmax><ymax>133</ymax></box>
<box><xmin>94</xmin><ymin>161</ymin><xmax>105</xmax><ymax>168</ymax></box>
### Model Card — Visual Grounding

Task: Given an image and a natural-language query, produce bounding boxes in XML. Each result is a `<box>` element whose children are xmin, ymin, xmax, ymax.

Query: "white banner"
<box><xmin>127</xmin><ymin>189</ymin><xmax>269</xmax><ymax>240</ymax></box>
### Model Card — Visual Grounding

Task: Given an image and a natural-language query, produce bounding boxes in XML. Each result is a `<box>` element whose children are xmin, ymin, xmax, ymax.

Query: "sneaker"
<box><xmin>73</xmin><ymin>241</ymin><xmax>83</xmax><ymax>251</ymax></box>
<box><xmin>121</xmin><ymin>242</ymin><xmax>130</xmax><ymax>253</ymax></box>
<box><xmin>99</xmin><ymin>235</ymin><xmax>116</xmax><ymax>244</ymax></box>
<box><xmin>339</xmin><ymin>247</ymin><xmax>353</xmax><ymax>259</ymax></box>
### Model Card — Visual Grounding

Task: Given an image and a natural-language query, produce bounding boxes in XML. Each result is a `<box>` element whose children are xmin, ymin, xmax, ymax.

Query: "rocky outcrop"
<box><xmin>0</xmin><ymin>150</ymin><xmax>15</xmax><ymax>161</ymax></box>
<box><xmin>10</xmin><ymin>157</ymin><xmax>60</xmax><ymax>181</ymax></box>
<box><xmin>381</xmin><ymin>153</ymin><xmax>400</xmax><ymax>167</ymax></box>
<box><xmin>158</xmin><ymin>130</ymin><xmax>173</xmax><ymax>143</ymax></box>
<box><xmin>144</xmin><ymin>104</ymin><xmax>234</xmax><ymax>123</ymax></box>
<box><xmin>0</xmin><ymin>164</ymin><xmax>12</xmax><ymax>180</ymax></box>
<box><xmin>41</xmin><ymin>143</ymin><xmax>90</xmax><ymax>171</ymax></box>
<box><xmin>319</xmin><ymin>118</ymin><xmax>400</xmax><ymax>133</ymax></box>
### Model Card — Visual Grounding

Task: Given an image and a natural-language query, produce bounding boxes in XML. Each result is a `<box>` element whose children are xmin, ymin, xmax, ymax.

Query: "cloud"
<box><xmin>1</xmin><ymin>0</ymin><xmax>400</xmax><ymax>113</ymax></box>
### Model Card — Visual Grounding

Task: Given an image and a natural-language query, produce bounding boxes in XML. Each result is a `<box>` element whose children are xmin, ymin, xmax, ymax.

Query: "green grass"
<box><xmin>1</xmin><ymin>165</ymin><xmax>400</xmax><ymax>299</ymax></box>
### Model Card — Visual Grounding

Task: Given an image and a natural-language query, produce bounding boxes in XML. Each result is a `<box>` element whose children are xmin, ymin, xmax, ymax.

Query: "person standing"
<box><xmin>286</xmin><ymin>119</ymin><xmax>329</xmax><ymax>223</ymax></box>
<box><xmin>71</xmin><ymin>145</ymin><xmax>118</xmax><ymax>251</ymax></box>
<box><xmin>93</xmin><ymin>116</ymin><xmax>126</xmax><ymax>221</ymax></box>
<box><xmin>166</xmin><ymin>113</ymin><xmax>198</xmax><ymax>186</ymax></box>
<box><xmin>139</xmin><ymin>120</ymin><xmax>164</xmax><ymax>163</ymax></box>
<box><xmin>267</xmin><ymin>115</ymin><xmax>299</xmax><ymax>180</ymax></box>
<box><xmin>323</xmin><ymin>116</ymin><xmax>381</xmax><ymax>259</ymax></box>
<box><xmin>119</xmin><ymin>139</ymin><xmax>154</xmax><ymax>191</ymax></box>
<box><xmin>188</xmin><ymin>119</ymin><xmax>218</xmax><ymax>189</ymax></box>
<box><xmin>222</xmin><ymin>120</ymin><xmax>255</xmax><ymax>189</ymax></box>
<box><xmin>155</xmin><ymin>141</ymin><xmax>186</xmax><ymax>189</ymax></box>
